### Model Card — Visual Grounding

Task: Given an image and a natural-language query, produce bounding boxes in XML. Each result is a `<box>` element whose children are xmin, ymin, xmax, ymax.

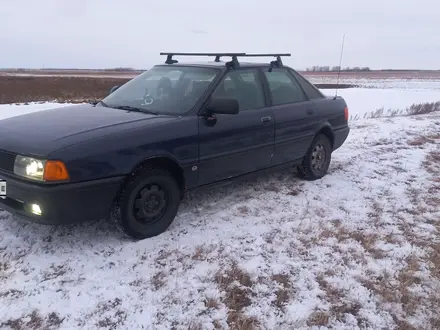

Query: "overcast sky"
<box><xmin>1</xmin><ymin>0</ymin><xmax>439</xmax><ymax>70</ymax></box>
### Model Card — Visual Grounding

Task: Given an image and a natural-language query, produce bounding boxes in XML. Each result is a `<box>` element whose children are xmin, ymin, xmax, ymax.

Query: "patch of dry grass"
<box><xmin>191</xmin><ymin>244</ymin><xmax>217</xmax><ymax>261</ymax></box>
<box><xmin>361</xmin><ymin>101</ymin><xmax>440</xmax><ymax>120</ymax></box>
<box><xmin>204</xmin><ymin>297</ymin><xmax>220</xmax><ymax>310</ymax></box>
<box><xmin>214</xmin><ymin>262</ymin><xmax>259</xmax><ymax>330</ymax></box>
<box><xmin>186</xmin><ymin>322</ymin><xmax>204</xmax><ymax>330</ymax></box>
<box><xmin>271</xmin><ymin>274</ymin><xmax>292</xmax><ymax>310</ymax></box>
<box><xmin>0</xmin><ymin>310</ymin><xmax>64</xmax><ymax>330</ymax></box>
<box><xmin>407</xmin><ymin>135</ymin><xmax>435</xmax><ymax>146</ymax></box>
<box><xmin>360</xmin><ymin>255</ymin><xmax>427</xmax><ymax>327</ymax></box>
<box><xmin>360</xmin><ymin>143</ymin><xmax>440</xmax><ymax>330</ymax></box>
<box><xmin>307</xmin><ymin>311</ymin><xmax>330</xmax><ymax>327</ymax></box>
<box><xmin>334</xmin><ymin>226</ymin><xmax>385</xmax><ymax>259</ymax></box>
<box><xmin>316</xmin><ymin>275</ymin><xmax>364</xmax><ymax>324</ymax></box>
<box><xmin>226</xmin><ymin>313</ymin><xmax>259</xmax><ymax>330</ymax></box>
<box><xmin>151</xmin><ymin>271</ymin><xmax>167</xmax><ymax>290</ymax></box>
<box><xmin>406</xmin><ymin>101</ymin><xmax>440</xmax><ymax>115</ymax></box>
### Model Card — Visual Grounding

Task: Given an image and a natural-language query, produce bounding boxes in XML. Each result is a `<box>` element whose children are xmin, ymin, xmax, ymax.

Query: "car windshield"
<box><xmin>101</xmin><ymin>66</ymin><xmax>220</xmax><ymax>115</ymax></box>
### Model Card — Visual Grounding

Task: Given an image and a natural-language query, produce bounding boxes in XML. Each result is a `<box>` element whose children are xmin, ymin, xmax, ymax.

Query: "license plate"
<box><xmin>0</xmin><ymin>180</ymin><xmax>6</xmax><ymax>199</ymax></box>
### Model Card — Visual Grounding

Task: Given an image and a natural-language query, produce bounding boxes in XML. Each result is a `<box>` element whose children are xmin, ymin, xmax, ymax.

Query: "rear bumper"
<box><xmin>333</xmin><ymin>126</ymin><xmax>350</xmax><ymax>151</ymax></box>
<box><xmin>0</xmin><ymin>172</ymin><xmax>124</xmax><ymax>225</ymax></box>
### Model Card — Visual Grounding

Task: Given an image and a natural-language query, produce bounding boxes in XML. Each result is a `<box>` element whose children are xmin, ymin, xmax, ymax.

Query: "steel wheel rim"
<box><xmin>311</xmin><ymin>143</ymin><xmax>327</xmax><ymax>171</ymax></box>
<box><xmin>132</xmin><ymin>183</ymin><xmax>168</xmax><ymax>224</ymax></box>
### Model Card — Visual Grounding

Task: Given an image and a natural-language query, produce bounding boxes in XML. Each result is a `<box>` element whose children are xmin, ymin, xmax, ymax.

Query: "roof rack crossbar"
<box><xmin>160</xmin><ymin>52</ymin><xmax>246</xmax><ymax>65</ymax></box>
<box><xmin>240</xmin><ymin>53</ymin><xmax>291</xmax><ymax>57</ymax></box>
<box><xmin>159</xmin><ymin>52</ymin><xmax>291</xmax><ymax>69</ymax></box>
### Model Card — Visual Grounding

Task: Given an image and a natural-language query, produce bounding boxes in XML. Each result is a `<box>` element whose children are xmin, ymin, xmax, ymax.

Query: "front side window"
<box><xmin>102</xmin><ymin>66</ymin><xmax>220</xmax><ymax>115</ymax></box>
<box><xmin>264</xmin><ymin>68</ymin><xmax>307</xmax><ymax>106</ymax></box>
<box><xmin>211</xmin><ymin>69</ymin><xmax>265</xmax><ymax>111</ymax></box>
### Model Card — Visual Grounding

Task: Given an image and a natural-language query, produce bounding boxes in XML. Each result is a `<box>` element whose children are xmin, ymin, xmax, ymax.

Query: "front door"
<box><xmin>197</xmin><ymin>68</ymin><xmax>275</xmax><ymax>186</ymax></box>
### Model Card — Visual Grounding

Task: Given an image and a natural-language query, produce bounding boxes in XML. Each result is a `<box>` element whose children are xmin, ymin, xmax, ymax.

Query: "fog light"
<box><xmin>31</xmin><ymin>204</ymin><xmax>42</xmax><ymax>216</ymax></box>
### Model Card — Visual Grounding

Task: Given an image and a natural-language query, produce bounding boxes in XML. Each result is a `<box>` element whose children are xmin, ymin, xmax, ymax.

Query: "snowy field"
<box><xmin>0</xmin><ymin>84</ymin><xmax>440</xmax><ymax>330</ymax></box>
<box><xmin>309</xmin><ymin>76</ymin><xmax>440</xmax><ymax>91</ymax></box>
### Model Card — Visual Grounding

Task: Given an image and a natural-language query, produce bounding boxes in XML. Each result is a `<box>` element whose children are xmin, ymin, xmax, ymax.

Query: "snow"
<box><xmin>309</xmin><ymin>76</ymin><xmax>440</xmax><ymax>91</ymax></box>
<box><xmin>0</xmin><ymin>90</ymin><xmax>440</xmax><ymax>329</ymax></box>
<box><xmin>323</xmin><ymin>88</ymin><xmax>440</xmax><ymax>119</ymax></box>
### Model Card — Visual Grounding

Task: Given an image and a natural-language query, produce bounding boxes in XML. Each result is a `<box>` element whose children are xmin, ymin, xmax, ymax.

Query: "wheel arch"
<box><xmin>130</xmin><ymin>156</ymin><xmax>186</xmax><ymax>197</ymax></box>
<box><xmin>315</xmin><ymin>123</ymin><xmax>334</xmax><ymax>149</ymax></box>
<box><xmin>112</xmin><ymin>155</ymin><xmax>186</xmax><ymax>208</ymax></box>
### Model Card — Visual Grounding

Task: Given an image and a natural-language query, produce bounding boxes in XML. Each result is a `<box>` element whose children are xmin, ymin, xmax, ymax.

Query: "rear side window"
<box><xmin>290</xmin><ymin>70</ymin><xmax>324</xmax><ymax>99</ymax></box>
<box><xmin>264</xmin><ymin>69</ymin><xmax>307</xmax><ymax>106</ymax></box>
<box><xmin>211</xmin><ymin>69</ymin><xmax>265</xmax><ymax>111</ymax></box>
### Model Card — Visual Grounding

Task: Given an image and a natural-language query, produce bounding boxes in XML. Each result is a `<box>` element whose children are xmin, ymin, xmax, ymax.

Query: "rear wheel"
<box><xmin>112</xmin><ymin>167</ymin><xmax>181</xmax><ymax>239</ymax></box>
<box><xmin>297</xmin><ymin>134</ymin><xmax>332</xmax><ymax>180</ymax></box>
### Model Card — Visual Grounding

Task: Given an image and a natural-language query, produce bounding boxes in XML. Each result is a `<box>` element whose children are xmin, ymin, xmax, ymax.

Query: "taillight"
<box><xmin>344</xmin><ymin>107</ymin><xmax>349</xmax><ymax>121</ymax></box>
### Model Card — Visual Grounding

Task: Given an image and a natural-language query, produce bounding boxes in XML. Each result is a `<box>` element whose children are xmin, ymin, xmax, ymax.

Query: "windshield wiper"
<box><xmin>113</xmin><ymin>105</ymin><xmax>158</xmax><ymax>115</ymax></box>
<box><xmin>97</xmin><ymin>100</ymin><xmax>109</xmax><ymax>107</ymax></box>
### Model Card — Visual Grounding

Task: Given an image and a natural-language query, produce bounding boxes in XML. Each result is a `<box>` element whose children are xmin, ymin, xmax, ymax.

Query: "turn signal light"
<box><xmin>43</xmin><ymin>161</ymin><xmax>70</xmax><ymax>181</ymax></box>
<box><xmin>344</xmin><ymin>107</ymin><xmax>349</xmax><ymax>121</ymax></box>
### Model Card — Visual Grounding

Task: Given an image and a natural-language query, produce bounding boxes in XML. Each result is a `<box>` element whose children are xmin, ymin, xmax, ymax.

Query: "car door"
<box><xmin>197</xmin><ymin>68</ymin><xmax>275</xmax><ymax>186</ymax></box>
<box><xmin>262</xmin><ymin>67</ymin><xmax>317</xmax><ymax>166</ymax></box>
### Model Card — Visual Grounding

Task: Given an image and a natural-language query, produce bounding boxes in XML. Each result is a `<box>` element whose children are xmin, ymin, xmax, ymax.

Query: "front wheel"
<box><xmin>113</xmin><ymin>168</ymin><xmax>181</xmax><ymax>239</ymax></box>
<box><xmin>297</xmin><ymin>134</ymin><xmax>332</xmax><ymax>180</ymax></box>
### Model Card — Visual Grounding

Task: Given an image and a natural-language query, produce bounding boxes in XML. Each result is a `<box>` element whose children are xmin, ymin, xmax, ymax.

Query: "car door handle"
<box><xmin>306</xmin><ymin>109</ymin><xmax>314</xmax><ymax>115</ymax></box>
<box><xmin>261</xmin><ymin>116</ymin><xmax>271</xmax><ymax>123</ymax></box>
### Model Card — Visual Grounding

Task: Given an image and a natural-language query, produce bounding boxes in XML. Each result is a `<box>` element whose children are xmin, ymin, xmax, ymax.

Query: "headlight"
<box><xmin>14</xmin><ymin>156</ymin><xmax>46</xmax><ymax>181</ymax></box>
<box><xmin>14</xmin><ymin>156</ymin><xmax>70</xmax><ymax>182</ymax></box>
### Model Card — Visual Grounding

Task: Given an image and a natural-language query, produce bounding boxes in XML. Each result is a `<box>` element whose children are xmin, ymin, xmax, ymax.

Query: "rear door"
<box><xmin>197</xmin><ymin>68</ymin><xmax>275</xmax><ymax>185</ymax></box>
<box><xmin>262</xmin><ymin>68</ymin><xmax>317</xmax><ymax>165</ymax></box>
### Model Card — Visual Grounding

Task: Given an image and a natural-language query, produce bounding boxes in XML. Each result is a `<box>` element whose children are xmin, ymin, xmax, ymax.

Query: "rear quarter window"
<box><xmin>290</xmin><ymin>70</ymin><xmax>325</xmax><ymax>99</ymax></box>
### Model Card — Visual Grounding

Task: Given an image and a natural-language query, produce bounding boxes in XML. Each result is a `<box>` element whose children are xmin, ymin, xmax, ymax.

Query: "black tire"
<box><xmin>112</xmin><ymin>167</ymin><xmax>181</xmax><ymax>240</ymax></box>
<box><xmin>297</xmin><ymin>134</ymin><xmax>332</xmax><ymax>180</ymax></box>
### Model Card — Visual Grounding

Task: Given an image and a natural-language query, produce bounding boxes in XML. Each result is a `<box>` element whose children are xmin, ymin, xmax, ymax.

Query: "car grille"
<box><xmin>0</xmin><ymin>150</ymin><xmax>16</xmax><ymax>173</ymax></box>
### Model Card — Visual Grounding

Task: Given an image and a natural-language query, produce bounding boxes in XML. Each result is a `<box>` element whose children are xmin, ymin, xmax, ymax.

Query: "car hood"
<box><xmin>0</xmin><ymin>103</ymin><xmax>176</xmax><ymax>157</ymax></box>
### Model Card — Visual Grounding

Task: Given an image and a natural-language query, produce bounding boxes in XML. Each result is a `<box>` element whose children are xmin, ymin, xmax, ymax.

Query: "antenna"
<box><xmin>334</xmin><ymin>33</ymin><xmax>345</xmax><ymax>99</ymax></box>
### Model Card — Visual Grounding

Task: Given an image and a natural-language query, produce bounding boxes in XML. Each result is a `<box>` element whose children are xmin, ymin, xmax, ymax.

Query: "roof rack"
<box><xmin>159</xmin><ymin>52</ymin><xmax>291</xmax><ymax>69</ymax></box>
<box><xmin>245</xmin><ymin>53</ymin><xmax>291</xmax><ymax>68</ymax></box>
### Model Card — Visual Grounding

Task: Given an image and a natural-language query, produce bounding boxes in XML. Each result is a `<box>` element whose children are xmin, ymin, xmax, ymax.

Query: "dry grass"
<box><xmin>151</xmin><ymin>271</ymin><xmax>167</xmax><ymax>290</ymax></box>
<box><xmin>316</xmin><ymin>275</ymin><xmax>363</xmax><ymax>323</ymax></box>
<box><xmin>407</xmin><ymin>135</ymin><xmax>435</xmax><ymax>146</ymax></box>
<box><xmin>429</xmin><ymin>243</ymin><xmax>440</xmax><ymax>280</ymax></box>
<box><xmin>186</xmin><ymin>322</ymin><xmax>203</xmax><ymax>330</ymax></box>
<box><xmin>360</xmin><ymin>255</ymin><xmax>427</xmax><ymax>327</ymax></box>
<box><xmin>226</xmin><ymin>313</ymin><xmax>259</xmax><ymax>330</ymax></box>
<box><xmin>214</xmin><ymin>262</ymin><xmax>259</xmax><ymax>330</ymax></box>
<box><xmin>334</xmin><ymin>226</ymin><xmax>385</xmax><ymax>259</ymax></box>
<box><xmin>271</xmin><ymin>274</ymin><xmax>292</xmax><ymax>310</ymax></box>
<box><xmin>191</xmin><ymin>244</ymin><xmax>217</xmax><ymax>261</ymax></box>
<box><xmin>406</xmin><ymin>101</ymin><xmax>440</xmax><ymax>115</ymax></box>
<box><xmin>362</xmin><ymin>101</ymin><xmax>440</xmax><ymax>120</ymax></box>
<box><xmin>0</xmin><ymin>75</ymin><xmax>131</xmax><ymax>104</ymax></box>
<box><xmin>0</xmin><ymin>311</ymin><xmax>64</xmax><ymax>330</ymax></box>
<box><xmin>307</xmin><ymin>311</ymin><xmax>330</xmax><ymax>327</ymax></box>
<box><xmin>362</xmin><ymin>144</ymin><xmax>440</xmax><ymax>330</ymax></box>
<box><xmin>215</xmin><ymin>262</ymin><xmax>253</xmax><ymax>290</ymax></box>
<box><xmin>204</xmin><ymin>297</ymin><xmax>221</xmax><ymax>310</ymax></box>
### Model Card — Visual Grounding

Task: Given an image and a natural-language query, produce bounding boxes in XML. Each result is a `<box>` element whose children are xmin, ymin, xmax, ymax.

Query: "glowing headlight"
<box><xmin>14</xmin><ymin>156</ymin><xmax>46</xmax><ymax>181</ymax></box>
<box><xmin>13</xmin><ymin>156</ymin><xmax>70</xmax><ymax>182</ymax></box>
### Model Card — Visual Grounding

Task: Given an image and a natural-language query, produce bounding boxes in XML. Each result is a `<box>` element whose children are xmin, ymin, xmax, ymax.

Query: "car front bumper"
<box><xmin>0</xmin><ymin>172</ymin><xmax>124</xmax><ymax>225</ymax></box>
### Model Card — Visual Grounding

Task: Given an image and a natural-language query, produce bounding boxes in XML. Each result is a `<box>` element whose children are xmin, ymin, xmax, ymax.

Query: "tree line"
<box><xmin>305</xmin><ymin>66</ymin><xmax>371</xmax><ymax>72</ymax></box>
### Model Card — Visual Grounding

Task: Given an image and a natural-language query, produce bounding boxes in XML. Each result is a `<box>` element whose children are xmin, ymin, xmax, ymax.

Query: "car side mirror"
<box><xmin>109</xmin><ymin>85</ymin><xmax>120</xmax><ymax>94</ymax></box>
<box><xmin>206</xmin><ymin>97</ymin><xmax>239</xmax><ymax>115</ymax></box>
